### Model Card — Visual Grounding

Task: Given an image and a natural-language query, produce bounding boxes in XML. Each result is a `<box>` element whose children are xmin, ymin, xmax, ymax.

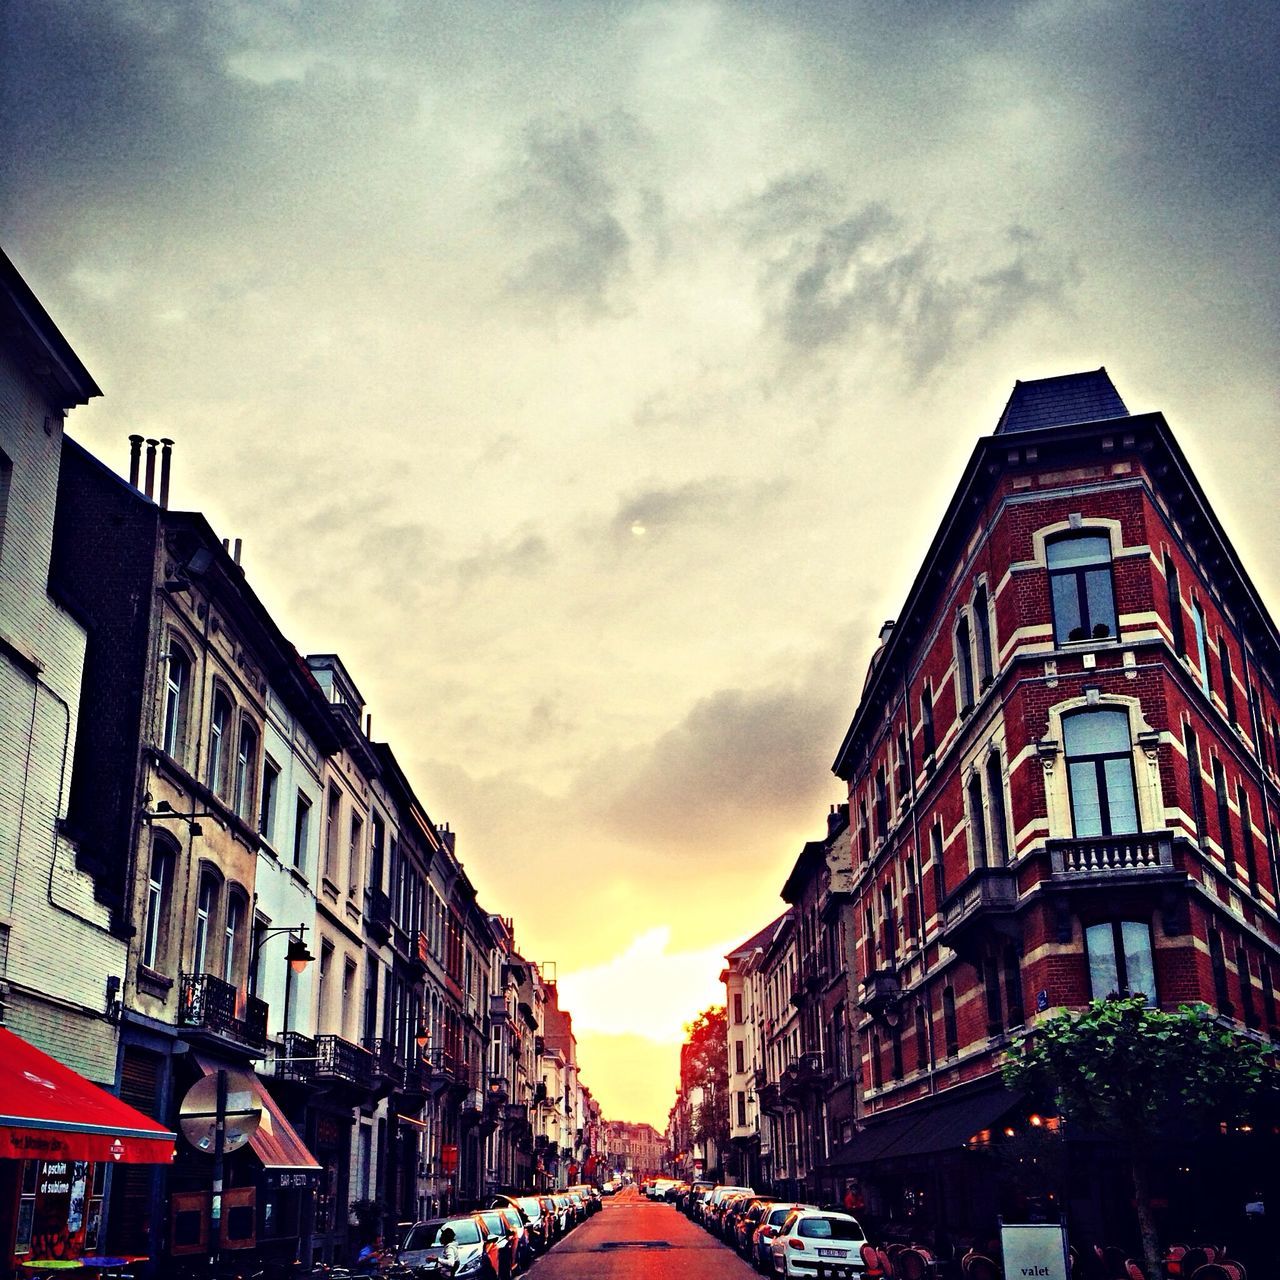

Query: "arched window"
<box><xmin>1047</xmin><ymin>534</ymin><xmax>1117</xmax><ymax>642</ymax></box>
<box><xmin>142</xmin><ymin>838</ymin><xmax>176</xmax><ymax>970</ymax></box>
<box><xmin>942</xmin><ymin>987</ymin><xmax>958</xmax><ymax>1057</ymax></box>
<box><xmin>208</xmin><ymin>691</ymin><xmax>232</xmax><ymax>797</ymax></box>
<box><xmin>233</xmin><ymin>719</ymin><xmax>259</xmax><ymax>819</ymax></box>
<box><xmin>914</xmin><ymin>1002</ymin><xmax>928</xmax><ymax>1070</ymax></box>
<box><xmin>985</xmin><ymin>752</ymin><xmax>1009</xmax><ymax>865</ymax></box>
<box><xmin>223</xmin><ymin>892</ymin><xmax>247</xmax><ymax>987</ymax></box>
<box><xmin>193</xmin><ymin>872</ymin><xmax>219</xmax><ymax>975</ymax></box>
<box><xmin>1063</xmin><ymin>709</ymin><xmax>1139</xmax><ymax>837</ymax></box>
<box><xmin>974</xmin><ymin>584</ymin><xmax>994</xmax><ymax>685</ymax></box>
<box><xmin>870</xmin><ymin>1032</ymin><xmax>883</xmax><ymax>1089</ymax></box>
<box><xmin>955</xmin><ymin>615</ymin><xmax>975</xmax><ymax>711</ymax></box>
<box><xmin>162</xmin><ymin>640</ymin><xmax>191</xmax><ymax>760</ymax></box>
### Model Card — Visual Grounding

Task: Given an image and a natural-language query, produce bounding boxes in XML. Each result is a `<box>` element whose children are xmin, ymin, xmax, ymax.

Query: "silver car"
<box><xmin>399</xmin><ymin>1215</ymin><xmax>492</xmax><ymax>1277</ymax></box>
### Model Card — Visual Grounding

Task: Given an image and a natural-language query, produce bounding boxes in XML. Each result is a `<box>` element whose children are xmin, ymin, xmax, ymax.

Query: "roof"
<box><xmin>726</xmin><ymin>911</ymin><xmax>791</xmax><ymax>961</ymax></box>
<box><xmin>1</xmin><ymin>247</ymin><xmax>101</xmax><ymax>409</ymax></box>
<box><xmin>994</xmin><ymin>367</ymin><xmax>1128</xmax><ymax>435</ymax></box>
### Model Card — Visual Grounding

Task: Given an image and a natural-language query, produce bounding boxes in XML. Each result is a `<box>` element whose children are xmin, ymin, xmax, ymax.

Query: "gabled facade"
<box><xmin>833</xmin><ymin>370</ymin><xmax>1280</xmax><ymax>1244</ymax></box>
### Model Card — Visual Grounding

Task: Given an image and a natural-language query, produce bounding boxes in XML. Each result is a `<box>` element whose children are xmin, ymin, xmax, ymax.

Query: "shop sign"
<box><xmin>441</xmin><ymin>1144</ymin><xmax>459</xmax><ymax>1175</ymax></box>
<box><xmin>1000</xmin><ymin>1223</ymin><xmax>1069</xmax><ymax>1280</ymax></box>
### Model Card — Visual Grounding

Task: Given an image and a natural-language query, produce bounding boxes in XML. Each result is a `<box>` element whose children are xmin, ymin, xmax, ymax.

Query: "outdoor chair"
<box><xmin>1178</xmin><ymin>1249</ymin><xmax>1211</xmax><ymax>1276</ymax></box>
<box><xmin>897</xmin><ymin>1246</ymin><xmax>934</xmax><ymax>1280</ymax></box>
<box><xmin>860</xmin><ymin>1244</ymin><xmax>887</xmax><ymax>1277</ymax></box>
<box><xmin>1123</xmin><ymin>1263</ymin><xmax>1146</xmax><ymax>1280</ymax></box>
<box><xmin>1190</xmin><ymin>1264</ymin><xmax>1246</xmax><ymax>1280</ymax></box>
<box><xmin>962</xmin><ymin>1254</ymin><xmax>1002</xmax><ymax>1280</ymax></box>
<box><xmin>878</xmin><ymin>1248</ymin><xmax>897</xmax><ymax>1277</ymax></box>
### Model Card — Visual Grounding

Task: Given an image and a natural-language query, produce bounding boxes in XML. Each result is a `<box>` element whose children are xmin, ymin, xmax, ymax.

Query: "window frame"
<box><xmin>1046</xmin><ymin>532</ymin><xmax>1119</xmax><ymax>644</ymax></box>
<box><xmin>142</xmin><ymin>838</ymin><xmax>177</xmax><ymax>970</ymax></box>
<box><xmin>208</xmin><ymin>689</ymin><xmax>233</xmax><ymax>799</ymax></box>
<box><xmin>1062</xmin><ymin>709</ymin><xmax>1140</xmax><ymax>838</ymax></box>
<box><xmin>162</xmin><ymin>637</ymin><xmax>193</xmax><ymax>762</ymax></box>
<box><xmin>233</xmin><ymin>717</ymin><xmax>259</xmax><ymax>820</ymax></box>
<box><xmin>1086</xmin><ymin>919</ymin><xmax>1156</xmax><ymax>1003</ymax></box>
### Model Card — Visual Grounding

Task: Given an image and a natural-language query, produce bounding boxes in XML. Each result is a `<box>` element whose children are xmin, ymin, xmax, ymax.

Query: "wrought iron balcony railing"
<box><xmin>315</xmin><ymin>1033</ymin><xmax>376</xmax><ymax>1089</ymax></box>
<box><xmin>365</xmin><ymin>887</ymin><xmax>393</xmax><ymax>942</ymax></box>
<box><xmin>179</xmin><ymin>973</ymin><xmax>268</xmax><ymax>1053</ymax></box>
<box><xmin>275</xmin><ymin>1031</ymin><xmax>318</xmax><ymax>1082</ymax></box>
<box><xmin>367</xmin><ymin>1036</ymin><xmax>405</xmax><ymax>1087</ymax></box>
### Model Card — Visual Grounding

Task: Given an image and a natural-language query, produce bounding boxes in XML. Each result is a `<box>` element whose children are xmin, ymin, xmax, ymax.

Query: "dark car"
<box><xmin>399</xmin><ymin>1214</ymin><xmax>498</xmax><ymax>1278</ymax></box>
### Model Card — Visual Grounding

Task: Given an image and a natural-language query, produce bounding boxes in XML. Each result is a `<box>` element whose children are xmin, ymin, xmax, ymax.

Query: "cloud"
<box><xmin>455</xmin><ymin>529</ymin><xmax>552</xmax><ymax>589</ymax></box>
<box><xmin>740</xmin><ymin>173</ymin><xmax>1075</xmax><ymax>375</ymax></box>
<box><xmin>606</xmin><ymin>476</ymin><xmax>788</xmax><ymax>546</ymax></box>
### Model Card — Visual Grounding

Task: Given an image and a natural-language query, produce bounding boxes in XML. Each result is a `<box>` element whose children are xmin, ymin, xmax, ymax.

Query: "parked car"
<box><xmin>704</xmin><ymin>1185</ymin><xmax>754</xmax><ymax>1233</ymax></box>
<box><xmin>750</xmin><ymin>1203</ymin><xmax>814</xmax><ymax>1272</ymax></box>
<box><xmin>732</xmin><ymin>1197</ymin><xmax>771</xmax><ymax>1253</ymax></box>
<box><xmin>399</xmin><ymin>1214</ymin><xmax>499</xmax><ymax>1278</ymax></box>
<box><xmin>769</xmin><ymin>1209</ymin><xmax>867</xmax><ymax>1278</ymax></box>
<box><xmin>496</xmin><ymin>1196</ymin><xmax>551</xmax><ymax>1254</ymax></box>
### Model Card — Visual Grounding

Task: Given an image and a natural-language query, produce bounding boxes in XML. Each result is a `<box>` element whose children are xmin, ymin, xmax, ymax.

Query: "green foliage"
<box><xmin>1003</xmin><ymin>996</ymin><xmax>1274</xmax><ymax>1139</ymax></box>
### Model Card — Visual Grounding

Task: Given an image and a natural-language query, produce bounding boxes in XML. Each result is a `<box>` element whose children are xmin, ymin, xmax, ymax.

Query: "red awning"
<box><xmin>0</xmin><ymin>1028</ymin><xmax>175</xmax><ymax>1164</ymax></box>
<box><xmin>193</xmin><ymin>1058</ymin><xmax>319</xmax><ymax>1172</ymax></box>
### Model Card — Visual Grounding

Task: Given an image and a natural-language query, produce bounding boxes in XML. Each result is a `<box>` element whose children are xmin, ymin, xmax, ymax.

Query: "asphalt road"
<box><xmin>528</xmin><ymin>1188</ymin><xmax>760</xmax><ymax>1280</ymax></box>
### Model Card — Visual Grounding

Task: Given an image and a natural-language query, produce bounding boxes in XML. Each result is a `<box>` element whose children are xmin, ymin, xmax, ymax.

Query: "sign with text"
<box><xmin>1000</xmin><ymin>1223</ymin><xmax>1069</xmax><ymax>1280</ymax></box>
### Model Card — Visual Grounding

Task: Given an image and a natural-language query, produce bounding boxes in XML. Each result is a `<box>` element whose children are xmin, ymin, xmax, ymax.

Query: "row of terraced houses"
<box><xmin>718</xmin><ymin>368</ymin><xmax>1280</xmax><ymax>1250</ymax></box>
<box><xmin>0</xmin><ymin>251</ymin><xmax>616</xmax><ymax>1270</ymax></box>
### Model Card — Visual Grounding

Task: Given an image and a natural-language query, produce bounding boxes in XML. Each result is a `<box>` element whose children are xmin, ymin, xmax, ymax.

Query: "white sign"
<box><xmin>1000</xmin><ymin>1223</ymin><xmax>1069</xmax><ymax>1280</ymax></box>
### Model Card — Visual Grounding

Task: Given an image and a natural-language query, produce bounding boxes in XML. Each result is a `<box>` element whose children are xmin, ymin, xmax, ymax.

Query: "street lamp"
<box><xmin>250</xmin><ymin>924</ymin><xmax>314</xmax><ymax>980</ymax></box>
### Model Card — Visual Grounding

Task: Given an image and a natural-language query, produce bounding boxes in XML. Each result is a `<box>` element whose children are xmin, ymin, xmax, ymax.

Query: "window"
<box><xmin>293</xmin><ymin>792</ymin><xmax>311</xmax><ymax>870</ymax></box>
<box><xmin>895</xmin><ymin>728</ymin><xmax>910</xmax><ymax>801</ymax></box>
<box><xmin>974</xmin><ymin>584</ymin><xmax>993</xmax><ymax>685</ymax></box>
<box><xmin>880</xmin><ymin>884</ymin><xmax>896</xmax><ymax>966</ymax></box>
<box><xmin>921</xmin><ymin>683</ymin><xmax>936</xmax><ymax>758</ymax></box>
<box><xmin>1238</xmin><ymin>784</ymin><xmax>1258</xmax><ymax>894</ymax></box>
<box><xmin>874</xmin><ymin>767</ymin><xmax>889</xmax><ymax>840</ymax></box>
<box><xmin>1261</xmin><ymin>960</ymin><xmax>1276</xmax><ymax>1032</ymax></box>
<box><xmin>734</xmin><ymin>1041</ymin><xmax>745</xmax><ymax>1074</ymax></box>
<box><xmin>1238</xmin><ymin>948</ymin><xmax>1258</xmax><ymax>1028</ymax></box>
<box><xmin>142</xmin><ymin>841</ymin><xmax>175</xmax><ymax>969</ymax></box>
<box><xmin>259</xmin><ymin>758</ymin><xmax>279</xmax><ymax>841</ymax></box>
<box><xmin>317</xmin><ymin>941</ymin><xmax>334</xmax><ymax>1028</ymax></box>
<box><xmin>733</xmin><ymin>993</ymin><xmax>744</xmax><ymax>1025</ymax></box>
<box><xmin>1213</xmin><ymin>759</ymin><xmax>1234</xmax><ymax>864</ymax></box>
<box><xmin>956</xmin><ymin>616</ymin><xmax>975</xmax><ymax>711</ymax></box>
<box><xmin>942</xmin><ymin>987</ymin><xmax>958</xmax><ymax>1057</ymax></box>
<box><xmin>914</xmin><ymin>1003</ymin><xmax>928</xmax><ymax>1070</ymax></box>
<box><xmin>193</xmin><ymin>873</ymin><xmax>219</xmax><ymax>975</ymax></box>
<box><xmin>348</xmin><ymin>813</ymin><xmax>364</xmax><ymax>898</ymax></box>
<box><xmin>931</xmin><ymin>822</ymin><xmax>946</xmax><ymax>914</ymax></box>
<box><xmin>1164</xmin><ymin>554</ymin><xmax>1185</xmax><ymax>656</ymax></box>
<box><xmin>1086</xmin><ymin>921</ymin><xmax>1155</xmax><ymax>1002</ymax></box>
<box><xmin>1047</xmin><ymin>534</ymin><xmax>1117</xmax><ymax>642</ymax></box>
<box><xmin>233</xmin><ymin>720</ymin><xmax>258</xmax><ymax>819</ymax></box>
<box><xmin>162</xmin><ymin>640</ymin><xmax>191</xmax><ymax>760</ymax></box>
<box><xmin>1185</xmin><ymin>723</ymin><xmax>1207</xmax><ymax>835</ymax></box>
<box><xmin>1192</xmin><ymin>599</ymin><xmax>1211</xmax><ymax>695</ymax></box>
<box><xmin>1003</xmin><ymin>946</ymin><xmax>1024</xmax><ymax>1027</ymax></box>
<box><xmin>870</xmin><ymin>1032</ymin><xmax>883</xmax><ymax>1089</ymax></box>
<box><xmin>967</xmin><ymin>773</ymin><xmax>989</xmax><ymax>867</ymax></box>
<box><xmin>1219</xmin><ymin>638</ymin><xmax>1237</xmax><ymax>725</ymax></box>
<box><xmin>208</xmin><ymin>691</ymin><xmax>232</xmax><ymax>797</ymax></box>
<box><xmin>223</xmin><ymin>894</ymin><xmax>245</xmax><ymax>986</ymax></box>
<box><xmin>1063</xmin><ymin>710</ymin><xmax>1139</xmax><ymax>837</ymax></box>
<box><xmin>370</xmin><ymin>814</ymin><xmax>386</xmax><ymax>894</ymax></box>
<box><xmin>983</xmin><ymin>958</ymin><xmax>1003</xmax><ymax>1036</ymax></box>
<box><xmin>736</xmin><ymin>1092</ymin><xmax>747</xmax><ymax>1128</ymax></box>
<box><xmin>856</xmin><ymin>802</ymin><xmax>869</xmax><ymax>862</ymax></box>
<box><xmin>1208</xmin><ymin>930</ymin><xmax>1232</xmax><ymax>1015</ymax></box>
<box><xmin>985</xmin><ymin>752</ymin><xmax>1009</xmax><ymax>865</ymax></box>
<box><xmin>324</xmin><ymin>785</ymin><xmax>341</xmax><ymax>880</ymax></box>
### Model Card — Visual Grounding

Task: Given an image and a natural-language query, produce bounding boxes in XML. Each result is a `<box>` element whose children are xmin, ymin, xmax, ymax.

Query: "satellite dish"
<box><xmin>179</xmin><ymin>1071</ymin><xmax>262</xmax><ymax>1154</ymax></box>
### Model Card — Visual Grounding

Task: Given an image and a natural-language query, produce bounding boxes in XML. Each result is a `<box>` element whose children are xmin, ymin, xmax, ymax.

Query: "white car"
<box><xmin>769</xmin><ymin>1209</ymin><xmax>867</xmax><ymax>1277</ymax></box>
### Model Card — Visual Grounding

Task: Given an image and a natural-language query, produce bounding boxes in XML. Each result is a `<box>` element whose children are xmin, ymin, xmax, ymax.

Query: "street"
<box><xmin>527</xmin><ymin>1188</ymin><xmax>758</xmax><ymax>1280</ymax></box>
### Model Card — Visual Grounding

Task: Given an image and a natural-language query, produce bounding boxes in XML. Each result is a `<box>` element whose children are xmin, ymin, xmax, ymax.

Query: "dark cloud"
<box><xmin>607</xmin><ymin>477</ymin><xmax>788</xmax><ymax>545</ymax></box>
<box><xmin>741</xmin><ymin>173</ymin><xmax>1075</xmax><ymax>376</ymax></box>
<box><xmin>455</xmin><ymin>530</ymin><xmax>552</xmax><ymax>589</ymax></box>
<box><xmin>499</xmin><ymin>112</ymin><xmax>667</xmax><ymax>315</ymax></box>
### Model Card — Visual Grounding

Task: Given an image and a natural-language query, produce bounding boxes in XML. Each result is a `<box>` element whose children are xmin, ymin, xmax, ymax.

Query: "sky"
<box><xmin>4</xmin><ymin>0</ymin><xmax>1278</xmax><ymax>1130</ymax></box>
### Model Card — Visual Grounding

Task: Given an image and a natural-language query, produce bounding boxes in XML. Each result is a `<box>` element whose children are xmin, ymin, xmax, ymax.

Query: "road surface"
<box><xmin>529</xmin><ymin>1187</ymin><xmax>760</xmax><ymax>1280</ymax></box>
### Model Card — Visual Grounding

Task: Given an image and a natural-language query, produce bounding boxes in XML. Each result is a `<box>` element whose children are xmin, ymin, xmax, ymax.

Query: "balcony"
<box><xmin>314</xmin><ymin>1033</ymin><xmax>376</xmax><ymax>1091</ymax></box>
<box><xmin>179</xmin><ymin>974</ymin><xmax>268</xmax><ymax>1054</ymax></box>
<box><xmin>857</xmin><ymin>969</ymin><xmax>900</xmax><ymax>1018</ymax></box>
<box><xmin>939</xmin><ymin>866</ymin><xmax>1021</xmax><ymax>958</ymax></box>
<box><xmin>368</xmin><ymin>1036</ymin><xmax>405</xmax><ymax>1089</ymax></box>
<box><xmin>365</xmin><ymin>888</ymin><xmax>392</xmax><ymax>944</ymax></box>
<box><xmin>419</xmin><ymin>1046</ymin><xmax>458</xmax><ymax>1096</ymax></box>
<box><xmin>756</xmin><ymin>1082</ymin><xmax>785</xmax><ymax>1115</ymax></box>
<box><xmin>489</xmin><ymin>993</ymin><xmax>509</xmax><ymax>1023</ymax></box>
<box><xmin>409</xmin><ymin>931</ymin><xmax>430</xmax><ymax>978</ymax></box>
<box><xmin>275</xmin><ymin>1031</ymin><xmax>317</xmax><ymax>1083</ymax></box>
<box><xmin>1047</xmin><ymin>830</ymin><xmax>1177</xmax><ymax>883</ymax></box>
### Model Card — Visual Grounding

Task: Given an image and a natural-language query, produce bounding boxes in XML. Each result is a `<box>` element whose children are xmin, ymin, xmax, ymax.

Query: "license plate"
<box><xmin>818</xmin><ymin>1247</ymin><xmax>845</xmax><ymax>1257</ymax></box>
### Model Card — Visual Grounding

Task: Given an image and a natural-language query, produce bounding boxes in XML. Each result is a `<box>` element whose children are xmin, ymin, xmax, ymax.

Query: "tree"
<box><xmin>1003</xmin><ymin>997</ymin><xmax>1276</xmax><ymax>1279</ymax></box>
<box><xmin>684</xmin><ymin>1006</ymin><xmax>730</xmax><ymax>1162</ymax></box>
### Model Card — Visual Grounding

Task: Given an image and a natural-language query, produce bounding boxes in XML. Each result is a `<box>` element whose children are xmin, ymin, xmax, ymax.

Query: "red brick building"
<box><xmin>832</xmin><ymin>370</ymin><xmax>1280</xmax><ymax>1250</ymax></box>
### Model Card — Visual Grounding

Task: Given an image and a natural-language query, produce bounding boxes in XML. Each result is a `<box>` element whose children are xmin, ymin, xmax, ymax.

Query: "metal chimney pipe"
<box><xmin>232</xmin><ymin>537</ymin><xmax>242</xmax><ymax>566</ymax></box>
<box><xmin>143</xmin><ymin>439</ymin><xmax>158</xmax><ymax>499</ymax></box>
<box><xmin>128</xmin><ymin>435</ymin><xmax>144</xmax><ymax>488</ymax></box>
<box><xmin>159</xmin><ymin>438</ymin><xmax>174</xmax><ymax>509</ymax></box>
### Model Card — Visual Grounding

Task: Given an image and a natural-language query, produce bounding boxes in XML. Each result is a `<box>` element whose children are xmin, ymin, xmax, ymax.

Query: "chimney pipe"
<box><xmin>159</xmin><ymin>438</ymin><xmax>174</xmax><ymax>509</ymax></box>
<box><xmin>232</xmin><ymin>537</ymin><xmax>242</xmax><ymax>566</ymax></box>
<box><xmin>143</xmin><ymin>439</ymin><xmax>158</xmax><ymax>499</ymax></box>
<box><xmin>128</xmin><ymin>435</ymin><xmax>143</xmax><ymax>488</ymax></box>
<box><xmin>222</xmin><ymin>538</ymin><xmax>230</xmax><ymax>553</ymax></box>
<box><xmin>365</xmin><ymin>713</ymin><xmax>372</xmax><ymax>738</ymax></box>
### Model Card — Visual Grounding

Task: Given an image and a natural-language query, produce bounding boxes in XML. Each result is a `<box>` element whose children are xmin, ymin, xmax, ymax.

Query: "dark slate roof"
<box><xmin>994</xmin><ymin>368</ymin><xmax>1128</xmax><ymax>435</ymax></box>
<box><xmin>727</xmin><ymin>911</ymin><xmax>791</xmax><ymax>960</ymax></box>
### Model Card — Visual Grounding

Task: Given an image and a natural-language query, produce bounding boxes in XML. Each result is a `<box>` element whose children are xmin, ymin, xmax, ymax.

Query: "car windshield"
<box><xmin>517</xmin><ymin>1199</ymin><xmax>542</xmax><ymax>1218</ymax></box>
<box><xmin>405</xmin><ymin>1219</ymin><xmax>482</xmax><ymax>1249</ymax></box>
<box><xmin>403</xmin><ymin>1222</ymin><xmax>444</xmax><ymax>1250</ymax></box>
<box><xmin>478</xmin><ymin>1212</ymin><xmax>507</xmax><ymax>1234</ymax></box>
<box><xmin>798</xmin><ymin>1218</ymin><xmax>864</xmax><ymax>1241</ymax></box>
<box><xmin>768</xmin><ymin>1208</ymin><xmax>794</xmax><ymax>1226</ymax></box>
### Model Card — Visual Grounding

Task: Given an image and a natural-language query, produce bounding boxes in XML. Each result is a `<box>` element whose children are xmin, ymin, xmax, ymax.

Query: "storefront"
<box><xmin>0</xmin><ymin>1028</ymin><xmax>176</xmax><ymax>1275</ymax></box>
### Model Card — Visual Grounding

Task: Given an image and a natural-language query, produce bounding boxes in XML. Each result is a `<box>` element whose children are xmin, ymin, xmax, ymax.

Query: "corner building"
<box><xmin>832</xmin><ymin>371</ymin><xmax>1280</xmax><ymax>1247</ymax></box>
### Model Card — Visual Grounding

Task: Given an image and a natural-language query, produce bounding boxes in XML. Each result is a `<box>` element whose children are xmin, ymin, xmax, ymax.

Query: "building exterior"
<box><xmin>603</xmin><ymin>1121</ymin><xmax>665</xmax><ymax>1180</ymax></box>
<box><xmin>830</xmin><ymin>370</ymin><xmax>1280</xmax><ymax>1246</ymax></box>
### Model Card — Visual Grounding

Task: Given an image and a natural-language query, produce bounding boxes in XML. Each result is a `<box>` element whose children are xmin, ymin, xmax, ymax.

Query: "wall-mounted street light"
<box><xmin>143</xmin><ymin>798</ymin><xmax>219</xmax><ymax>838</ymax></box>
<box><xmin>416</xmin><ymin>1022</ymin><xmax>430</xmax><ymax>1049</ymax></box>
<box><xmin>251</xmin><ymin>924</ymin><xmax>314</xmax><ymax>975</ymax></box>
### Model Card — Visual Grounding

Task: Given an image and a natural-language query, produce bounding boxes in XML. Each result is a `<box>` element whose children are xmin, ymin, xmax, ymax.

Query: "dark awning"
<box><xmin>829</xmin><ymin>1085</ymin><xmax>1022</xmax><ymax>1168</ymax></box>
